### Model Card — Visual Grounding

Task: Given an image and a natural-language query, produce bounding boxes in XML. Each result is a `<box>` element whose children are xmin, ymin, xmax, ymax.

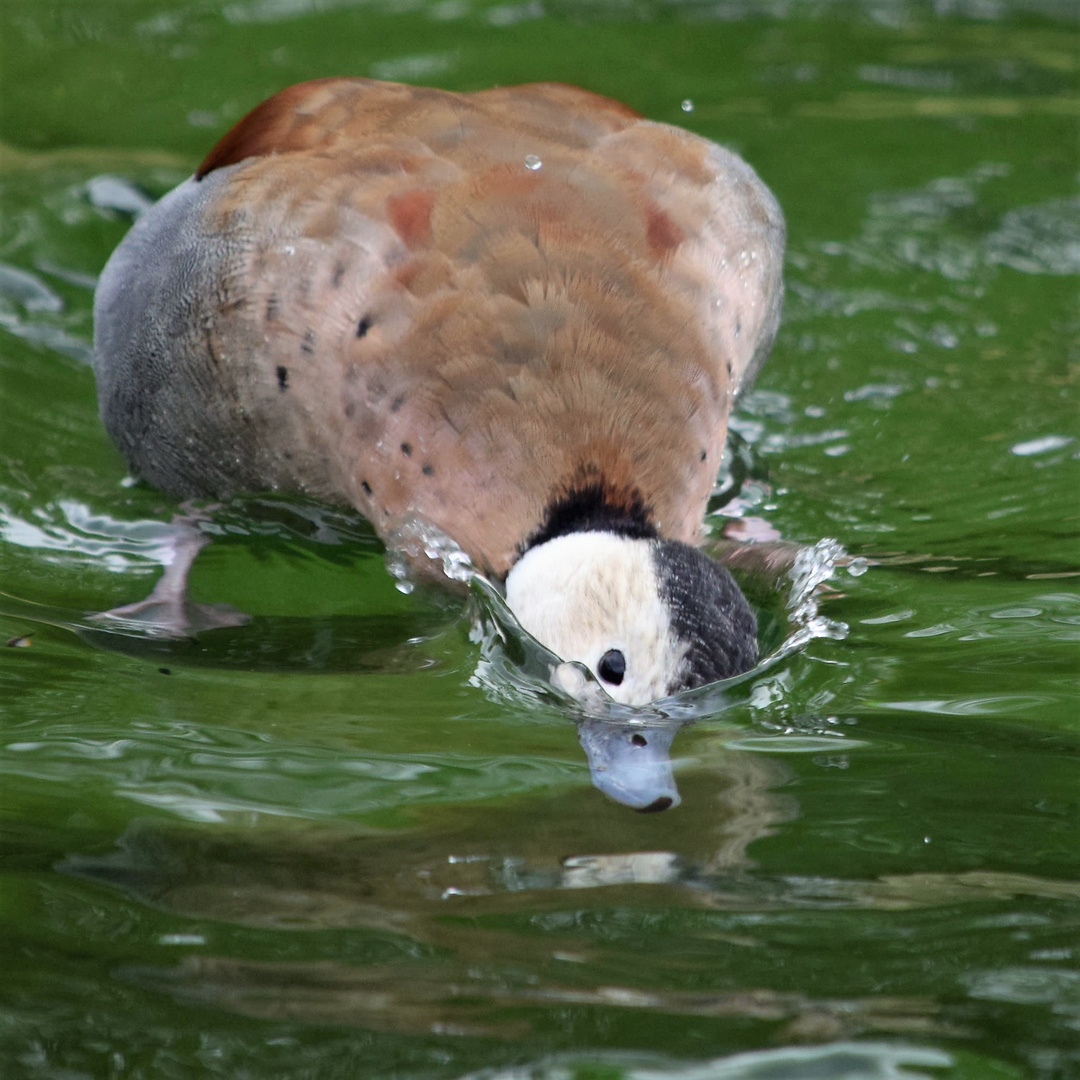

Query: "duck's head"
<box><xmin>505</xmin><ymin>531</ymin><xmax>758</xmax><ymax>707</ymax></box>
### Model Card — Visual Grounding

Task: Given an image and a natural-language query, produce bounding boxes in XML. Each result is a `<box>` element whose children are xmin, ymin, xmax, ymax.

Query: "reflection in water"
<box><xmin>54</xmin><ymin>710</ymin><xmax>1080</xmax><ymax>1046</ymax></box>
<box><xmin>123</xmin><ymin>953</ymin><xmax>961</xmax><ymax>1046</ymax></box>
<box><xmin>63</xmin><ymin>740</ymin><xmax>1055</xmax><ymax>1045</ymax></box>
<box><xmin>55</xmin><ymin>750</ymin><xmax>829</xmax><ymax>1039</ymax></box>
<box><xmin>63</xmin><ymin>782</ymin><xmax>1078</xmax><ymax>1045</ymax></box>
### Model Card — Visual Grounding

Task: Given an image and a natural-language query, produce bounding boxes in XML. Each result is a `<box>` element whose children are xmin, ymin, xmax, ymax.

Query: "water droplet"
<box><xmin>524</xmin><ymin>154</ymin><xmax>542</xmax><ymax>171</ymax></box>
<box><xmin>681</xmin><ymin>99</ymin><xmax>694</xmax><ymax>113</ymax></box>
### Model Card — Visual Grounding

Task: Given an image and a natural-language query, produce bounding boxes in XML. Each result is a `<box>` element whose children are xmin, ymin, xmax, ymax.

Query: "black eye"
<box><xmin>597</xmin><ymin>649</ymin><xmax>626</xmax><ymax>686</ymax></box>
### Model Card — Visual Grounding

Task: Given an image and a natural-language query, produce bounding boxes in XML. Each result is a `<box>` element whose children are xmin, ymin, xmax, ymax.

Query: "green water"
<box><xmin>1</xmin><ymin>1</ymin><xmax>1078</xmax><ymax>1077</ymax></box>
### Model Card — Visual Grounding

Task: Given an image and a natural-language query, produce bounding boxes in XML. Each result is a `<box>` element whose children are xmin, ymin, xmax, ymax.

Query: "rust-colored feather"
<box><xmin>197</xmin><ymin>78</ymin><xmax>350</xmax><ymax>178</ymax></box>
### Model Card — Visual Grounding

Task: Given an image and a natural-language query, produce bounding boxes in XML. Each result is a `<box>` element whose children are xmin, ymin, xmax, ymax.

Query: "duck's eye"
<box><xmin>597</xmin><ymin>649</ymin><xmax>626</xmax><ymax>686</ymax></box>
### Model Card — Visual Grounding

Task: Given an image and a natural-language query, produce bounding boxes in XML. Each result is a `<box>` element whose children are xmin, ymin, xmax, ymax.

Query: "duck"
<box><xmin>93</xmin><ymin>77</ymin><xmax>785</xmax><ymax>707</ymax></box>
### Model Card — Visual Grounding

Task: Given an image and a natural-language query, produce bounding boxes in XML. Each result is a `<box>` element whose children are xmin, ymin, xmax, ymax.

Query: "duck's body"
<box><xmin>94</xmin><ymin>78</ymin><xmax>785</xmax><ymax>704</ymax></box>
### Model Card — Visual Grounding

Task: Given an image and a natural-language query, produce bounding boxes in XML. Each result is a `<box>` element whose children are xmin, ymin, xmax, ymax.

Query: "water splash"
<box><xmin>386</xmin><ymin>518</ymin><xmax>476</xmax><ymax>593</ymax></box>
<box><xmin>467</xmin><ymin>575</ymin><xmax>570</xmax><ymax>709</ymax></box>
<box><xmin>783</xmin><ymin>538</ymin><xmax>850</xmax><ymax>655</ymax></box>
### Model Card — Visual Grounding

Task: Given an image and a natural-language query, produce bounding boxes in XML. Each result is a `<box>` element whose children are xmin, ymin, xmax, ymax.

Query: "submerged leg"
<box><xmin>92</xmin><ymin>515</ymin><xmax>249</xmax><ymax>638</ymax></box>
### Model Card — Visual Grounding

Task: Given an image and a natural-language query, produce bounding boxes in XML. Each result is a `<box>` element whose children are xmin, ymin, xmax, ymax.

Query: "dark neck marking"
<box><xmin>524</xmin><ymin>480</ymin><xmax>658</xmax><ymax>554</ymax></box>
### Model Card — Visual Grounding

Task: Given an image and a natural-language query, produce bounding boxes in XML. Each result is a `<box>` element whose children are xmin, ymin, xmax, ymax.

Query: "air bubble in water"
<box><xmin>681</xmin><ymin>99</ymin><xmax>694</xmax><ymax>113</ymax></box>
<box><xmin>524</xmin><ymin>154</ymin><xmax>542</xmax><ymax>171</ymax></box>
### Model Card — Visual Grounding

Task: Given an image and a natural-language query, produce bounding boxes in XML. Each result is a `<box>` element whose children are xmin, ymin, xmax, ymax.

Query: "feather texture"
<box><xmin>94</xmin><ymin>78</ymin><xmax>785</xmax><ymax>579</ymax></box>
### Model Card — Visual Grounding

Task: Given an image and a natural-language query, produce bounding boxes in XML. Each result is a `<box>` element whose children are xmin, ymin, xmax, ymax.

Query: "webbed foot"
<box><xmin>90</xmin><ymin>516</ymin><xmax>249</xmax><ymax>639</ymax></box>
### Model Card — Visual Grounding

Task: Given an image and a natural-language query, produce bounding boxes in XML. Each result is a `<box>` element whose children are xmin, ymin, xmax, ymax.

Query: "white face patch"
<box><xmin>504</xmin><ymin>532</ymin><xmax>687</xmax><ymax>706</ymax></box>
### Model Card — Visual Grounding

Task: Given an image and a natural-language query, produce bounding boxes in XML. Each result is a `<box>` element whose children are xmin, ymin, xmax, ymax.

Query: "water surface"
<box><xmin>1</xmin><ymin>1</ymin><xmax>1078</xmax><ymax>1077</ymax></box>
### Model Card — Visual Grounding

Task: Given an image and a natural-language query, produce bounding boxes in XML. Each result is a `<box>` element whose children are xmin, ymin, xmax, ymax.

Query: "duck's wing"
<box><xmin>196</xmin><ymin>77</ymin><xmax>782</xmax><ymax>407</ymax></box>
<box><xmin>196</xmin><ymin>78</ymin><xmax>641</xmax><ymax>180</ymax></box>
